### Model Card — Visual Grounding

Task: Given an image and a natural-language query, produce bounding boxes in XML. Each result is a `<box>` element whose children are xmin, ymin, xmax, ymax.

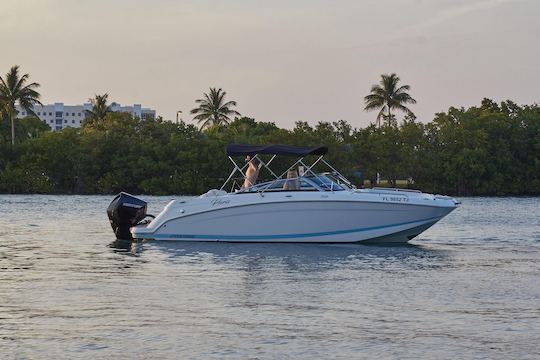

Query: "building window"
<box><xmin>78</xmin><ymin>113</ymin><xmax>81</xmax><ymax>116</ymax></box>
<box><xmin>49</xmin><ymin>112</ymin><xmax>53</xmax><ymax>116</ymax></box>
<box><xmin>55</xmin><ymin>126</ymin><xmax>62</xmax><ymax>131</ymax></box>
<box><xmin>56</xmin><ymin>111</ymin><xmax>62</xmax><ymax>117</ymax></box>
<box><xmin>21</xmin><ymin>111</ymin><xmax>26</xmax><ymax>116</ymax></box>
<box><xmin>72</xmin><ymin>120</ymin><xmax>75</xmax><ymax>124</ymax></box>
<box><xmin>50</xmin><ymin>120</ymin><xmax>53</xmax><ymax>124</ymax></box>
<box><xmin>37</xmin><ymin>112</ymin><xmax>41</xmax><ymax>115</ymax></box>
<box><xmin>64</xmin><ymin>119</ymin><xmax>67</xmax><ymax>123</ymax></box>
<box><xmin>72</xmin><ymin>112</ymin><xmax>75</xmax><ymax>116</ymax></box>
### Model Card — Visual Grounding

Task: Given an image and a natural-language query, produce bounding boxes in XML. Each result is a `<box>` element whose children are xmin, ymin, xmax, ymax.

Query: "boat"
<box><xmin>107</xmin><ymin>144</ymin><xmax>459</xmax><ymax>244</ymax></box>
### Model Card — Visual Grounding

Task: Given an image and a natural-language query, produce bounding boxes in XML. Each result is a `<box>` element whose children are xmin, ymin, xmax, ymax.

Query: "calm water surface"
<box><xmin>1</xmin><ymin>195</ymin><xmax>539</xmax><ymax>359</ymax></box>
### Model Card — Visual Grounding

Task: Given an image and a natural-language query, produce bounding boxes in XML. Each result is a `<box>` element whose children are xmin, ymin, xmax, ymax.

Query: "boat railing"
<box><xmin>225</xmin><ymin>154</ymin><xmax>356</xmax><ymax>196</ymax></box>
<box><xmin>370</xmin><ymin>187</ymin><xmax>422</xmax><ymax>193</ymax></box>
<box><xmin>221</xmin><ymin>147</ymin><xmax>358</xmax><ymax>197</ymax></box>
<box><xmin>319</xmin><ymin>160</ymin><xmax>356</xmax><ymax>189</ymax></box>
<box><xmin>254</xmin><ymin>161</ymin><xmax>326</xmax><ymax>194</ymax></box>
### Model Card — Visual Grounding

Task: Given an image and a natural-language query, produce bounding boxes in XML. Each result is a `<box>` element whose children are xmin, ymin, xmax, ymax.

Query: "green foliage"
<box><xmin>0</xmin><ymin>100</ymin><xmax>538</xmax><ymax>196</ymax></box>
<box><xmin>364</xmin><ymin>73</ymin><xmax>416</xmax><ymax>127</ymax></box>
<box><xmin>0</xmin><ymin>65</ymin><xmax>42</xmax><ymax>145</ymax></box>
<box><xmin>190</xmin><ymin>88</ymin><xmax>241</xmax><ymax>129</ymax></box>
<box><xmin>83</xmin><ymin>93</ymin><xmax>112</xmax><ymax>130</ymax></box>
<box><xmin>0</xmin><ymin>116</ymin><xmax>50</xmax><ymax>143</ymax></box>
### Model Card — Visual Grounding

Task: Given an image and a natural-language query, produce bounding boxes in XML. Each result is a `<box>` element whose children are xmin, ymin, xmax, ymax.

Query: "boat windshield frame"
<box><xmin>219</xmin><ymin>148</ymin><xmax>355</xmax><ymax>196</ymax></box>
<box><xmin>242</xmin><ymin>174</ymin><xmax>348</xmax><ymax>193</ymax></box>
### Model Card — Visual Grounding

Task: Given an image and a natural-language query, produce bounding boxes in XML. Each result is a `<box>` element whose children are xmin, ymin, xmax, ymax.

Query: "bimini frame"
<box><xmin>220</xmin><ymin>144</ymin><xmax>355</xmax><ymax>196</ymax></box>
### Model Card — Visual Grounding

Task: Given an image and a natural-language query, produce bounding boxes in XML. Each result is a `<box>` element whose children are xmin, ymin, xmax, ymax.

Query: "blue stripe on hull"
<box><xmin>136</xmin><ymin>216</ymin><xmax>442</xmax><ymax>241</ymax></box>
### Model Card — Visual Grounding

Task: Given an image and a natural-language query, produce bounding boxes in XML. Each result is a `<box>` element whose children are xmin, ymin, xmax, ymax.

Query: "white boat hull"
<box><xmin>131</xmin><ymin>190</ymin><xmax>458</xmax><ymax>244</ymax></box>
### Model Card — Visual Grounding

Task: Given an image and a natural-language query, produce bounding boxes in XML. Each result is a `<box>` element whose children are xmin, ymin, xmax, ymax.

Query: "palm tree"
<box><xmin>84</xmin><ymin>93</ymin><xmax>112</xmax><ymax>129</ymax></box>
<box><xmin>364</xmin><ymin>73</ymin><xmax>416</xmax><ymax>127</ymax></box>
<box><xmin>0</xmin><ymin>65</ymin><xmax>42</xmax><ymax>145</ymax></box>
<box><xmin>190</xmin><ymin>88</ymin><xmax>240</xmax><ymax>129</ymax></box>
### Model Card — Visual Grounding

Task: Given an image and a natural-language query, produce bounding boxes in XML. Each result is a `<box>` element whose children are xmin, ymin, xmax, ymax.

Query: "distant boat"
<box><xmin>107</xmin><ymin>144</ymin><xmax>459</xmax><ymax>244</ymax></box>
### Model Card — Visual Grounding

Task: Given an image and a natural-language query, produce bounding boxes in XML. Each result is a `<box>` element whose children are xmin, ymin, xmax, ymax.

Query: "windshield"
<box><xmin>306</xmin><ymin>175</ymin><xmax>345</xmax><ymax>191</ymax></box>
<box><xmin>238</xmin><ymin>174</ymin><xmax>345</xmax><ymax>193</ymax></box>
<box><xmin>247</xmin><ymin>178</ymin><xmax>319</xmax><ymax>192</ymax></box>
<box><xmin>323</xmin><ymin>173</ymin><xmax>351</xmax><ymax>189</ymax></box>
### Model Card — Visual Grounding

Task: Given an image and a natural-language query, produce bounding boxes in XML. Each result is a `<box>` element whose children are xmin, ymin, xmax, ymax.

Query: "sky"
<box><xmin>1</xmin><ymin>0</ymin><xmax>539</xmax><ymax>128</ymax></box>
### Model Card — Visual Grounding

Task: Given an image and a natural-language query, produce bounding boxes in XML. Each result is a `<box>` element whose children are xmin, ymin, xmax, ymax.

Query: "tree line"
<box><xmin>0</xmin><ymin>98</ymin><xmax>538</xmax><ymax>196</ymax></box>
<box><xmin>1</xmin><ymin>65</ymin><xmax>539</xmax><ymax>196</ymax></box>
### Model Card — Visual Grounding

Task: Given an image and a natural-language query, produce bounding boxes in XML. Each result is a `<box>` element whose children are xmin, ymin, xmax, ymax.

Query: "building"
<box><xmin>15</xmin><ymin>102</ymin><xmax>156</xmax><ymax>131</ymax></box>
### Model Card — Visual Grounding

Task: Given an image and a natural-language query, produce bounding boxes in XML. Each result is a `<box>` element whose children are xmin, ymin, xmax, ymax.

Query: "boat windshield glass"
<box><xmin>240</xmin><ymin>174</ymin><xmax>345</xmax><ymax>193</ymax></box>
<box><xmin>306</xmin><ymin>175</ymin><xmax>346</xmax><ymax>191</ymax></box>
<box><xmin>248</xmin><ymin>178</ymin><xmax>319</xmax><ymax>192</ymax></box>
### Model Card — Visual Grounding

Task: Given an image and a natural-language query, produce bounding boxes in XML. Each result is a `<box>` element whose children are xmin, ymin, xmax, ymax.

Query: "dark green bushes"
<box><xmin>1</xmin><ymin>100</ymin><xmax>538</xmax><ymax>196</ymax></box>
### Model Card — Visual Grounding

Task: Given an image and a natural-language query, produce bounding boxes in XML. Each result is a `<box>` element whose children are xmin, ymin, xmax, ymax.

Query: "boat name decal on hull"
<box><xmin>211</xmin><ymin>199</ymin><xmax>231</xmax><ymax>206</ymax></box>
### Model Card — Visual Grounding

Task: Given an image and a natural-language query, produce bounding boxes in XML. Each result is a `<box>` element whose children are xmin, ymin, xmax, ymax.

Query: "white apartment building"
<box><xmin>15</xmin><ymin>102</ymin><xmax>156</xmax><ymax>131</ymax></box>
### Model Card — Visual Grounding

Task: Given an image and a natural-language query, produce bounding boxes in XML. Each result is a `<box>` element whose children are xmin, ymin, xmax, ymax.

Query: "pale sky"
<box><xmin>1</xmin><ymin>0</ymin><xmax>539</xmax><ymax>128</ymax></box>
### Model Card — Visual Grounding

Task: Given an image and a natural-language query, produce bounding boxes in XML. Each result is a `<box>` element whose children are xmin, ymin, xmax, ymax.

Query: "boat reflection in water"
<box><xmin>108</xmin><ymin>239</ymin><xmax>144</xmax><ymax>256</ymax></box>
<box><xmin>136</xmin><ymin>240</ymin><xmax>449</xmax><ymax>274</ymax></box>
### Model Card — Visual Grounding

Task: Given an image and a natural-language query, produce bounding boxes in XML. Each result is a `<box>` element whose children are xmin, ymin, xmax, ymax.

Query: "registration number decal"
<box><xmin>382</xmin><ymin>196</ymin><xmax>409</xmax><ymax>203</ymax></box>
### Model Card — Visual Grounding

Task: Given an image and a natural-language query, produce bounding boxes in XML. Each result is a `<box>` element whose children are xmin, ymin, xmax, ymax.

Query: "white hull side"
<box><xmin>132</xmin><ymin>199</ymin><xmax>455</xmax><ymax>244</ymax></box>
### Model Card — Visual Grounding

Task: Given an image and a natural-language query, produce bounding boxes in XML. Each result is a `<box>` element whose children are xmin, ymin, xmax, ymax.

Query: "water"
<box><xmin>1</xmin><ymin>195</ymin><xmax>539</xmax><ymax>359</ymax></box>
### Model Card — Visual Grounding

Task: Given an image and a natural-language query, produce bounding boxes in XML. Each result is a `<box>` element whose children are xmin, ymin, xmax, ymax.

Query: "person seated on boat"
<box><xmin>283</xmin><ymin>169</ymin><xmax>300</xmax><ymax>190</ymax></box>
<box><xmin>242</xmin><ymin>155</ymin><xmax>260</xmax><ymax>189</ymax></box>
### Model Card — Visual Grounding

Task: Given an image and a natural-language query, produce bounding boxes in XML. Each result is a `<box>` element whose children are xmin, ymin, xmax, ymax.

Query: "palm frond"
<box><xmin>395</xmin><ymin>84</ymin><xmax>411</xmax><ymax>94</ymax></box>
<box><xmin>190</xmin><ymin>87</ymin><xmax>240</xmax><ymax>129</ymax></box>
<box><xmin>364</xmin><ymin>73</ymin><xmax>415</xmax><ymax>126</ymax></box>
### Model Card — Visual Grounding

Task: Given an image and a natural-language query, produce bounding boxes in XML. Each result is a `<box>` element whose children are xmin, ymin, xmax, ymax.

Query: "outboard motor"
<box><xmin>107</xmin><ymin>192</ymin><xmax>148</xmax><ymax>241</ymax></box>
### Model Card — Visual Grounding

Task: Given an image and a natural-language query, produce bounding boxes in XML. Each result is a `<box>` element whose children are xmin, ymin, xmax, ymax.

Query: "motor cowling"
<box><xmin>107</xmin><ymin>192</ymin><xmax>148</xmax><ymax>241</ymax></box>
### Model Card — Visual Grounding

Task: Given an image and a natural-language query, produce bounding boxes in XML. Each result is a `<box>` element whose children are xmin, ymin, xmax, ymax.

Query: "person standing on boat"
<box><xmin>243</xmin><ymin>155</ymin><xmax>260</xmax><ymax>189</ymax></box>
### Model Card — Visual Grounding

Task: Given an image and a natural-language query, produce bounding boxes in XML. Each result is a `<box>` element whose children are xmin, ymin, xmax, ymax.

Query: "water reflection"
<box><xmin>146</xmin><ymin>240</ymin><xmax>429</xmax><ymax>257</ymax></box>
<box><xmin>108</xmin><ymin>239</ymin><xmax>144</xmax><ymax>256</ymax></box>
<box><xmin>139</xmin><ymin>240</ymin><xmax>449</xmax><ymax>272</ymax></box>
<box><xmin>4</xmin><ymin>195</ymin><xmax>540</xmax><ymax>359</ymax></box>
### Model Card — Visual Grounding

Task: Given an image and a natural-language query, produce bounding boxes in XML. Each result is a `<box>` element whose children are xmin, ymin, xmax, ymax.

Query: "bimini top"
<box><xmin>227</xmin><ymin>143</ymin><xmax>328</xmax><ymax>157</ymax></box>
